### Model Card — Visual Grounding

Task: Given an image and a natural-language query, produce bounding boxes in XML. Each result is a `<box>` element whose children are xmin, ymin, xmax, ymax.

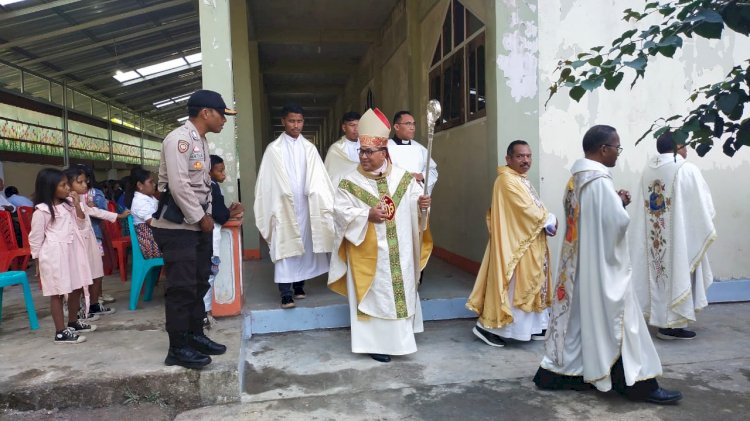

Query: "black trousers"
<box><xmin>534</xmin><ymin>357</ymin><xmax>658</xmax><ymax>399</ymax></box>
<box><xmin>278</xmin><ymin>281</ymin><xmax>305</xmax><ymax>299</ymax></box>
<box><xmin>152</xmin><ymin>227</ymin><xmax>212</xmax><ymax>347</ymax></box>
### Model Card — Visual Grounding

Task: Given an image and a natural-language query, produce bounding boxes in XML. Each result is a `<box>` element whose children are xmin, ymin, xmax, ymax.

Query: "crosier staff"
<box><xmin>421</xmin><ymin>99</ymin><xmax>441</xmax><ymax>231</ymax></box>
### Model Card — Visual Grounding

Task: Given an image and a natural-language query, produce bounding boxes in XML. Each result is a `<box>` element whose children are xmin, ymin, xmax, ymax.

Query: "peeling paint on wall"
<box><xmin>496</xmin><ymin>9</ymin><xmax>539</xmax><ymax>102</ymax></box>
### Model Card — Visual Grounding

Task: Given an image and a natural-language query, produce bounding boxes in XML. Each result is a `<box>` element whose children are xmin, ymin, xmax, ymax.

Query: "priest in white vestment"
<box><xmin>328</xmin><ymin>108</ymin><xmax>433</xmax><ymax>363</ymax></box>
<box><xmin>467</xmin><ymin>140</ymin><xmax>557</xmax><ymax>347</ymax></box>
<box><xmin>324</xmin><ymin>111</ymin><xmax>361</xmax><ymax>186</ymax></box>
<box><xmin>534</xmin><ymin>125</ymin><xmax>682</xmax><ymax>405</ymax></box>
<box><xmin>630</xmin><ymin>132</ymin><xmax>716</xmax><ymax>340</ymax></box>
<box><xmin>388</xmin><ymin>111</ymin><xmax>438</xmax><ymax>195</ymax></box>
<box><xmin>254</xmin><ymin>103</ymin><xmax>335</xmax><ymax>309</ymax></box>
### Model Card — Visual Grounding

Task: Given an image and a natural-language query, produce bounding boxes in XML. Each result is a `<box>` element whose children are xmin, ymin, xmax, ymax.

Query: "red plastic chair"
<box><xmin>103</xmin><ymin>219</ymin><xmax>130</xmax><ymax>282</ymax></box>
<box><xmin>0</xmin><ymin>210</ymin><xmax>30</xmax><ymax>272</ymax></box>
<box><xmin>15</xmin><ymin>206</ymin><xmax>34</xmax><ymax>270</ymax></box>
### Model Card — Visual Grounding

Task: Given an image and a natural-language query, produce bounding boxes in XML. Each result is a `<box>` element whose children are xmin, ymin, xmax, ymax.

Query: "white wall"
<box><xmin>538</xmin><ymin>0</ymin><xmax>750</xmax><ymax>280</ymax></box>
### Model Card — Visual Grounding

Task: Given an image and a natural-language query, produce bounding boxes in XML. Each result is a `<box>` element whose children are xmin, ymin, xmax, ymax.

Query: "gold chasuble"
<box><xmin>467</xmin><ymin>166</ymin><xmax>552</xmax><ymax>328</ymax></box>
<box><xmin>328</xmin><ymin>164</ymin><xmax>432</xmax><ymax>320</ymax></box>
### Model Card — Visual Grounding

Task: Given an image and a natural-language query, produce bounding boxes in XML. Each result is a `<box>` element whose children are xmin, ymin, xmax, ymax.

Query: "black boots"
<box><xmin>188</xmin><ymin>333</ymin><xmax>227</xmax><ymax>355</ymax></box>
<box><xmin>165</xmin><ymin>346</ymin><xmax>211</xmax><ymax>369</ymax></box>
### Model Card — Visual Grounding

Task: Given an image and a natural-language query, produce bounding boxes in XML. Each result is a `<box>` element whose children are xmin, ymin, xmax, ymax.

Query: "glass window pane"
<box><xmin>450</xmin><ymin>56</ymin><xmax>461</xmax><ymax>120</ymax></box>
<box><xmin>442</xmin><ymin>63</ymin><xmax>452</xmax><ymax>125</ymax></box>
<box><xmin>442</xmin><ymin>4</ymin><xmax>452</xmax><ymax>55</ymax></box>
<box><xmin>66</xmin><ymin>88</ymin><xmax>74</xmax><ymax>109</ymax></box>
<box><xmin>453</xmin><ymin>0</ymin><xmax>465</xmax><ymax>47</ymax></box>
<box><xmin>432</xmin><ymin>41</ymin><xmax>441</xmax><ymax>67</ymax></box>
<box><xmin>467</xmin><ymin>9</ymin><xmax>484</xmax><ymax>36</ymax></box>
<box><xmin>23</xmin><ymin>73</ymin><xmax>50</xmax><ymax>101</ymax></box>
<box><xmin>92</xmin><ymin>99</ymin><xmax>108</xmax><ymax>120</ymax></box>
<box><xmin>50</xmin><ymin>83</ymin><xmax>63</xmax><ymax>105</ymax></box>
<box><xmin>0</xmin><ymin>63</ymin><xmax>21</xmax><ymax>91</ymax></box>
<box><xmin>73</xmin><ymin>91</ymin><xmax>92</xmax><ymax>114</ymax></box>
<box><xmin>430</xmin><ymin>69</ymin><xmax>441</xmax><ymax>103</ymax></box>
<box><xmin>478</xmin><ymin>44</ymin><xmax>486</xmax><ymax>111</ymax></box>
<box><xmin>468</xmin><ymin>48</ymin><xmax>477</xmax><ymax>116</ymax></box>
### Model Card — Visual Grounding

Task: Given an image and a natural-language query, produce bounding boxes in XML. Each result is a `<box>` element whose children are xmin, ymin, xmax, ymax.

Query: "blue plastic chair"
<box><xmin>0</xmin><ymin>271</ymin><xmax>40</xmax><ymax>330</ymax></box>
<box><xmin>126</xmin><ymin>216</ymin><xmax>164</xmax><ymax>310</ymax></box>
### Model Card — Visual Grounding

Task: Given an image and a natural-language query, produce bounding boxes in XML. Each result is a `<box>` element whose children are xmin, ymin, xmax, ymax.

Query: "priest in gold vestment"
<box><xmin>328</xmin><ymin>108</ymin><xmax>432</xmax><ymax>363</ymax></box>
<box><xmin>466</xmin><ymin>140</ymin><xmax>557</xmax><ymax>347</ymax></box>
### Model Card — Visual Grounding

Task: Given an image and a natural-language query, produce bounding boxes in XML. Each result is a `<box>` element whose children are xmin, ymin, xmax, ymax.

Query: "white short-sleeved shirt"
<box><xmin>131</xmin><ymin>191</ymin><xmax>159</xmax><ymax>225</ymax></box>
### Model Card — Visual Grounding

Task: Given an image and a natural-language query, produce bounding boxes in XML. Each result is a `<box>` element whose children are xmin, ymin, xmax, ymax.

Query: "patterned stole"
<box><xmin>545</xmin><ymin>171</ymin><xmax>607</xmax><ymax>366</ymax></box>
<box><xmin>339</xmin><ymin>171</ymin><xmax>414</xmax><ymax>318</ymax></box>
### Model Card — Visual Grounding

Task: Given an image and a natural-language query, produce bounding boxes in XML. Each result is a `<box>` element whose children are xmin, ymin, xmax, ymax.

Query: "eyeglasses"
<box><xmin>603</xmin><ymin>144</ymin><xmax>623</xmax><ymax>155</ymax></box>
<box><xmin>397</xmin><ymin>121</ymin><xmax>416</xmax><ymax>127</ymax></box>
<box><xmin>357</xmin><ymin>148</ymin><xmax>386</xmax><ymax>157</ymax></box>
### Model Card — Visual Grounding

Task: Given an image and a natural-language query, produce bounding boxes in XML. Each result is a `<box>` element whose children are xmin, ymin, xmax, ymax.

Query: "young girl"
<box><xmin>28</xmin><ymin>168</ymin><xmax>94</xmax><ymax>344</ymax></box>
<box><xmin>78</xmin><ymin>164</ymin><xmax>117</xmax><ymax>304</ymax></box>
<box><xmin>64</xmin><ymin>167</ymin><xmax>129</xmax><ymax>318</ymax></box>
<box><xmin>124</xmin><ymin>167</ymin><xmax>161</xmax><ymax>258</ymax></box>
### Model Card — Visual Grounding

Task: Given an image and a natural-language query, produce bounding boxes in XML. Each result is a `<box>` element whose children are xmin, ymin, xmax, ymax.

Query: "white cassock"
<box><xmin>630</xmin><ymin>153</ymin><xmax>716</xmax><ymax>328</ymax></box>
<box><xmin>328</xmin><ymin>164</ymin><xmax>426</xmax><ymax>355</ymax></box>
<box><xmin>253</xmin><ymin>133</ymin><xmax>335</xmax><ymax>283</ymax></box>
<box><xmin>541</xmin><ymin>158</ymin><xmax>662</xmax><ymax>392</ymax></box>
<box><xmin>387</xmin><ymin>138</ymin><xmax>438</xmax><ymax>195</ymax></box>
<box><xmin>324</xmin><ymin>136</ymin><xmax>360</xmax><ymax>186</ymax></box>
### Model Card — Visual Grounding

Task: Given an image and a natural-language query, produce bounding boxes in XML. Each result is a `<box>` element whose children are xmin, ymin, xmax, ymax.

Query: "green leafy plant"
<box><xmin>547</xmin><ymin>0</ymin><xmax>750</xmax><ymax>157</ymax></box>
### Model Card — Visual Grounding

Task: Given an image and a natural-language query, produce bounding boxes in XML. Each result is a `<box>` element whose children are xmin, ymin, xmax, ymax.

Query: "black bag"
<box><xmin>153</xmin><ymin>186</ymin><xmax>185</xmax><ymax>224</ymax></box>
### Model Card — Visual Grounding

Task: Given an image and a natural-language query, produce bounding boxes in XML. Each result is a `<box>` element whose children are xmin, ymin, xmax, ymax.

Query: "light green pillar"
<box><xmin>230</xmin><ymin>0</ymin><xmax>261</xmax><ymax>256</ymax></box>
<box><xmin>199</xmin><ymin>0</ymin><xmax>239</xmax><ymax>200</ymax></box>
<box><xmin>487</xmin><ymin>0</ymin><xmax>540</xmax><ymax>187</ymax></box>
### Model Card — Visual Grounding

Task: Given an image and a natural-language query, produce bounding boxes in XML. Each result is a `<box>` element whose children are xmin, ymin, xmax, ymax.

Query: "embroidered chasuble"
<box><xmin>466</xmin><ymin>166</ymin><xmax>552</xmax><ymax>332</ymax></box>
<box><xmin>630</xmin><ymin>153</ymin><xmax>716</xmax><ymax>328</ymax></box>
<box><xmin>324</xmin><ymin>136</ymin><xmax>360</xmax><ymax>186</ymax></box>
<box><xmin>540</xmin><ymin>158</ymin><xmax>662</xmax><ymax>392</ymax></box>
<box><xmin>328</xmin><ymin>164</ymin><xmax>432</xmax><ymax>355</ymax></box>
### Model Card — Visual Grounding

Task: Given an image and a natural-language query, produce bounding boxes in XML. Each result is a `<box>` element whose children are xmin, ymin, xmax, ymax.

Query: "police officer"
<box><xmin>151</xmin><ymin>90</ymin><xmax>235</xmax><ymax>369</ymax></box>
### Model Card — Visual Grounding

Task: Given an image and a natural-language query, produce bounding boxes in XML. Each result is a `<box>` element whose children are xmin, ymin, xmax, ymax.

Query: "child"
<box><xmin>203</xmin><ymin>155</ymin><xmax>244</xmax><ymax>328</ymax></box>
<box><xmin>64</xmin><ymin>167</ymin><xmax>129</xmax><ymax>318</ymax></box>
<box><xmin>124</xmin><ymin>167</ymin><xmax>161</xmax><ymax>258</ymax></box>
<box><xmin>28</xmin><ymin>168</ymin><xmax>94</xmax><ymax>343</ymax></box>
<box><xmin>78</xmin><ymin>164</ymin><xmax>117</xmax><ymax>304</ymax></box>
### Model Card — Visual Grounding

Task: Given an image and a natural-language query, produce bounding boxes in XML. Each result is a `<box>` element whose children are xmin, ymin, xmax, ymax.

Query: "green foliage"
<box><xmin>547</xmin><ymin>0</ymin><xmax>750</xmax><ymax>157</ymax></box>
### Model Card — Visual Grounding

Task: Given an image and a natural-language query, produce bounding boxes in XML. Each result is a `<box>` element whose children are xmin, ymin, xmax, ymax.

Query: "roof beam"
<box><xmin>262</xmin><ymin>61</ymin><xmax>355</xmax><ymax>75</ymax></box>
<box><xmin>0</xmin><ymin>0</ymin><xmax>83</xmax><ymax>21</ymax></box>
<box><xmin>45</xmin><ymin>34</ymin><xmax>198</xmax><ymax>77</ymax></box>
<box><xmin>17</xmin><ymin>14</ymin><xmax>196</xmax><ymax>66</ymax></box>
<box><xmin>0</xmin><ymin>0</ymin><xmax>191</xmax><ymax>50</ymax></box>
<box><xmin>255</xmin><ymin>28</ymin><xmax>377</xmax><ymax>44</ymax></box>
<box><xmin>265</xmin><ymin>85</ymin><xmax>343</xmax><ymax>96</ymax></box>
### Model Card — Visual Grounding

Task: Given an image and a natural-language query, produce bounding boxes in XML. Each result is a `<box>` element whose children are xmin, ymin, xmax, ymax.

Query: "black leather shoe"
<box><xmin>164</xmin><ymin>346</ymin><xmax>211</xmax><ymax>369</ymax></box>
<box><xmin>188</xmin><ymin>333</ymin><xmax>227</xmax><ymax>355</ymax></box>
<box><xmin>369</xmin><ymin>353</ymin><xmax>391</xmax><ymax>363</ymax></box>
<box><xmin>646</xmin><ymin>387</ymin><xmax>683</xmax><ymax>405</ymax></box>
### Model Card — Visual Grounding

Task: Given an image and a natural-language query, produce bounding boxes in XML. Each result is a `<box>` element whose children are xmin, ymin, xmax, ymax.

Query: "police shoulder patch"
<box><xmin>177</xmin><ymin>140</ymin><xmax>190</xmax><ymax>153</ymax></box>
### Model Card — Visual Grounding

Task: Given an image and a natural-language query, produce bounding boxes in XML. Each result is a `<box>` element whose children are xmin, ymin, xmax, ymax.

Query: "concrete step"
<box><xmin>242</xmin><ymin>258</ymin><xmax>477</xmax><ymax>336</ymax></box>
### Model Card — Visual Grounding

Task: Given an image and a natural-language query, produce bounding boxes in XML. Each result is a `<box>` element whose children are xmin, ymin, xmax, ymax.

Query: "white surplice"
<box><xmin>630</xmin><ymin>154</ymin><xmax>716</xmax><ymax>328</ymax></box>
<box><xmin>254</xmin><ymin>133</ymin><xmax>335</xmax><ymax>283</ymax></box>
<box><xmin>387</xmin><ymin>138</ymin><xmax>438</xmax><ymax>195</ymax></box>
<box><xmin>324</xmin><ymin>136</ymin><xmax>360</xmax><ymax>186</ymax></box>
<box><xmin>329</xmin><ymin>164</ymin><xmax>425</xmax><ymax>355</ymax></box>
<box><xmin>541</xmin><ymin>158</ymin><xmax>662</xmax><ymax>392</ymax></box>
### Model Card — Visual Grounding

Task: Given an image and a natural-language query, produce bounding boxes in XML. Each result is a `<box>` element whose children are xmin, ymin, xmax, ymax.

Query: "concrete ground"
<box><xmin>2</xmin><ymin>264</ymin><xmax>749</xmax><ymax>420</ymax></box>
<box><xmin>0</xmin><ymin>270</ymin><xmax>243</xmax><ymax>414</ymax></box>
<box><xmin>178</xmin><ymin>302</ymin><xmax>750</xmax><ymax>421</ymax></box>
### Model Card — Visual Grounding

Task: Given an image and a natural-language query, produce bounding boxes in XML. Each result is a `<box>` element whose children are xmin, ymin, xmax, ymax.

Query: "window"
<box><xmin>429</xmin><ymin>0</ymin><xmax>485</xmax><ymax>131</ymax></box>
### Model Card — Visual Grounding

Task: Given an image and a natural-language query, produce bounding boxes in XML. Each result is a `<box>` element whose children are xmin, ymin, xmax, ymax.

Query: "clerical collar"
<box><xmin>346</xmin><ymin>137</ymin><xmax>359</xmax><ymax>143</ymax></box>
<box><xmin>392</xmin><ymin>136</ymin><xmax>411</xmax><ymax>145</ymax></box>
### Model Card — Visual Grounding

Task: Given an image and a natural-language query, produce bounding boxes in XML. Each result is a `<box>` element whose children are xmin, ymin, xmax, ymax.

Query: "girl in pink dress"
<box><xmin>64</xmin><ymin>167</ymin><xmax>129</xmax><ymax>319</ymax></box>
<box><xmin>29</xmin><ymin>168</ymin><xmax>94</xmax><ymax>344</ymax></box>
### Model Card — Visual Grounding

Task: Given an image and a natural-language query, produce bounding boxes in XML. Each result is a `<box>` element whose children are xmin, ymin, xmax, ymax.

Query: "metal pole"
<box><xmin>62</xmin><ymin>81</ymin><xmax>69</xmax><ymax>167</ymax></box>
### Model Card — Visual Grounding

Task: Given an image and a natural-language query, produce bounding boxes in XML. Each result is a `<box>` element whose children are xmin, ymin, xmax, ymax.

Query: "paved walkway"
<box><xmin>180</xmin><ymin>302</ymin><xmax>750</xmax><ymax>421</ymax></box>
